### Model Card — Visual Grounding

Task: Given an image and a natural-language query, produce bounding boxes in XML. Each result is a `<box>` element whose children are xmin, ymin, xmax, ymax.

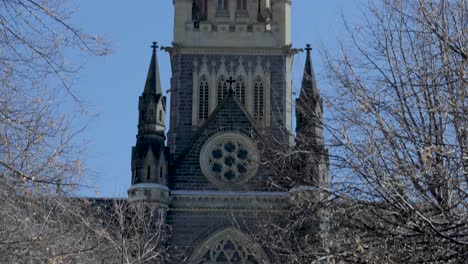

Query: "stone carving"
<box><xmin>200</xmin><ymin>132</ymin><xmax>259</xmax><ymax>187</ymax></box>
<box><xmin>192</xmin><ymin>56</ymin><xmax>271</xmax><ymax>126</ymax></box>
<box><xmin>190</xmin><ymin>228</ymin><xmax>265</xmax><ymax>264</ymax></box>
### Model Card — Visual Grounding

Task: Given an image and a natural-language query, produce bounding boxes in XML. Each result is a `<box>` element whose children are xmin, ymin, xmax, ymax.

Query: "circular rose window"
<box><xmin>200</xmin><ymin>132</ymin><xmax>259</xmax><ymax>187</ymax></box>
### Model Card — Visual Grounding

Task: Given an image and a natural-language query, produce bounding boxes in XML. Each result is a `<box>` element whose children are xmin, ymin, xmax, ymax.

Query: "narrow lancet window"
<box><xmin>199</xmin><ymin>77</ymin><xmax>209</xmax><ymax>120</ymax></box>
<box><xmin>218</xmin><ymin>0</ymin><xmax>228</xmax><ymax>10</ymax></box>
<box><xmin>147</xmin><ymin>165</ymin><xmax>151</xmax><ymax>180</ymax></box>
<box><xmin>235</xmin><ymin>79</ymin><xmax>246</xmax><ymax>105</ymax></box>
<box><xmin>217</xmin><ymin>77</ymin><xmax>228</xmax><ymax>104</ymax></box>
<box><xmin>237</xmin><ymin>0</ymin><xmax>247</xmax><ymax>10</ymax></box>
<box><xmin>254</xmin><ymin>79</ymin><xmax>264</xmax><ymax>120</ymax></box>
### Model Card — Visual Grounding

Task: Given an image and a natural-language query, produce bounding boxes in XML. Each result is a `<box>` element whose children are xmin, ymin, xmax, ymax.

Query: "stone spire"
<box><xmin>296</xmin><ymin>44</ymin><xmax>322</xmax><ymax>142</ymax></box>
<box><xmin>138</xmin><ymin>42</ymin><xmax>166</xmax><ymax>134</ymax></box>
<box><xmin>299</xmin><ymin>44</ymin><xmax>319</xmax><ymax>101</ymax></box>
<box><xmin>143</xmin><ymin>42</ymin><xmax>162</xmax><ymax>96</ymax></box>
<box><xmin>129</xmin><ymin>42</ymin><xmax>169</xmax><ymax>204</ymax></box>
<box><xmin>295</xmin><ymin>44</ymin><xmax>327</xmax><ymax>186</ymax></box>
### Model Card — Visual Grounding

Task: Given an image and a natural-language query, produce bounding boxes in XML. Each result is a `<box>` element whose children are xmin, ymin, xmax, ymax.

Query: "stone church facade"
<box><xmin>127</xmin><ymin>1</ymin><xmax>327</xmax><ymax>263</ymax></box>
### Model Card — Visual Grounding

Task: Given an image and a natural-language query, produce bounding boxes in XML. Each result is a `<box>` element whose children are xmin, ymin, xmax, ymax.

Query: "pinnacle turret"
<box><xmin>143</xmin><ymin>42</ymin><xmax>162</xmax><ymax>96</ymax></box>
<box><xmin>296</xmin><ymin>44</ymin><xmax>323</xmax><ymax>144</ymax></box>
<box><xmin>130</xmin><ymin>42</ymin><xmax>169</xmax><ymax>203</ymax></box>
<box><xmin>138</xmin><ymin>41</ymin><xmax>166</xmax><ymax>134</ymax></box>
<box><xmin>299</xmin><ymin>44</ymin><xmax>319</xmax><ymax>102</ymax></box>
<box><xmin>295</xmin><ymin>44</ymin><xmax>328</xmax><ymax>187</ymax></box>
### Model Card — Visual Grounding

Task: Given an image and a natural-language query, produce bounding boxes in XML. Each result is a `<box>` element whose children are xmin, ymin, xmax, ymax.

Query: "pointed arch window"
<box><xmin>237</xmin><ymin>0</ymin><xmax>247</xmax><ymax>10</ymax></box>
<box><xmin>235</xmin><ymin>79</ymin><xmax>246</xmax><ymax>105</ymax></box>
<box><xmin>190</xmin><ymin>228</ymin><xmax>264</xmax><ymax>264</ymax></box>
<box><xmin>199</xmin><ymin>77</ymin><xmax>209</xmax><ymax>120</ymax></box>
<box><xmin>254</xmin><ymin>78</ymin><xmax>264</xmax><ymax>120</ymax></box>
<box><xmin>147</xmin><ymin>165</ymin><xmax>151</xmax><ymax>180</ymax></box>
<box><xmin>195</xmin><ymin>0</ymin><xmax>207</xmax><ymax>20</ymax></box>
<box><xmin>217</xmin><ymin>0</ymin><xmax>228</xmax><ymax>10</ymax></box>
<box><xmin>217</xmin><ymin>76</ymin><xmax>228</xmax><ymax>104</ymax></box>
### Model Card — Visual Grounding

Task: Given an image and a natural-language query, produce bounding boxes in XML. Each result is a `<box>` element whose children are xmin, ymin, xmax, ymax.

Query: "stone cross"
<box><xmin>151</xmin><ymin>41</ymin><xmax>159</xmax><ymax>51</ymax></box>
<box><xmin>226</xmin><ymin>77</ymin><xmax>236</xmax><ymax>90</ymax></box>
<box><xmin>305</xmin><ymin>44</ymin><xmax>312</xmax><ymax>54</ymax></box>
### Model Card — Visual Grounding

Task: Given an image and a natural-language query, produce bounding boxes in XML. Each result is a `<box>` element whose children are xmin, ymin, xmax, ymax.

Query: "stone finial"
<box><xmin>143</xmin><ymin>41</ymin><xmax>162</xmax><ymax>95</ymax></box>
<box><xmin>151</xmin><ymin>41</ymin><xmax>159</xmax><ymax>51</ymax></box>
<box><xmin>305</xmin><ymin>44</ymin><xmax>312</xmax><ymax>55</ymax></box>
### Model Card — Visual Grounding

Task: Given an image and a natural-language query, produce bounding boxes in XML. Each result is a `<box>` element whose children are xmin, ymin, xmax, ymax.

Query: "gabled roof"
<box><xmin>172</xmin><ymin>89</ymin><xmax>266</xmax><ymax>165</ymax></box>
<box><xmin>133</xmin><ymin>135</ymin><xmax>166</xmax><ymax>161</ymax></box>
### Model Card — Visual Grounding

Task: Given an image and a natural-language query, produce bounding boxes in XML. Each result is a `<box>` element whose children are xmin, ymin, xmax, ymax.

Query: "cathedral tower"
<box><xmin>168</xmin><ymin>0</ymin><xmax>294</xmax><ymax>158</ymax></box>
<box><xmin>128</xmin><ymin>1</ymin><xmax>327</xmax><ymax>263</ymax></box>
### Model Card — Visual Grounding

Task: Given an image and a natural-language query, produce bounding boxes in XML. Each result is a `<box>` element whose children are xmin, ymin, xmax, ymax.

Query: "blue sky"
<box><xmin>73</xmin><ymin>1</ymin><xmax>365</xmax><ymax>198</ymax></box>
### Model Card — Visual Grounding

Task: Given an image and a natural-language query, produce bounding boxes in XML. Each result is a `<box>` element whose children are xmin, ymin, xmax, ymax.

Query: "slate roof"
<box><xmin>172</xmin><ymin>89</ymin><xmax>266</xmax><ymax>166</ymax></box>
<box><xmin>133</xmin><ymin>135</ymin><xmax>166</xmax><ymax>161</ymax></box>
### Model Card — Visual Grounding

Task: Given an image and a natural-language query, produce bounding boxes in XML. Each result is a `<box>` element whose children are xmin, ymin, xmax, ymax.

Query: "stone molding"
<box><xmin>129</xmin><ymin>183</ymin><xmax>169</xmax><ymax>191</ymax></box>
<box><xmin>169</xmin><ymin>190</ymin><xmax>289</xmax><ymax>212</ymax></box>
<box><xmin>127</xmin><ymin>184</ymin><xmax>319</xmax><ymax>212</ymax></box>
<box><xmin>128</xmin><ymin>183</ymin><xmax>170</xmax><ymax>207</ymax></box>
<box><xmin>177</xmin><ymin>46</ymin><xmax>293</xmax><ymax>56</ymax></box>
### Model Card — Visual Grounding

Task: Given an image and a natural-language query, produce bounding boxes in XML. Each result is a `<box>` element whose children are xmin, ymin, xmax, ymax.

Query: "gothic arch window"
<box><xmin>159</xmin><ymin>167</ymin><xmax>163</xmax><ymax>179</ymax></box>
<box><xmin>253</xmin><ymin>78</ymin><xmax>264</xmax><ymax>120</ymax></box>
<box><xmin>235</xmin><ymin>78</ymin><xmax>246</xmax><ymax>105</ymax></box>
<box><xmin>217</xmin><ymin>76</ymin><xmax>228</xmax><ymax>104</ymax></box>
<box><xmin>237</xmin><ymin>0</ymin><xmax>247</xmax><ymax>10</ymax></box>
<box><xmin>149</xmin><ymin>109</ymin><xmax>154</xmax><ymax>122</ymax></box>
<box><xmin>217</xmin><ymin>0</ymin><xmax>228</xmax><ymax>10</ymax></box>
<box><xmin>199</xmin><ymin>76</ymin><xmax>209</xmax><ymax>120</ymax></box>
<box><xmin>189</xmin><ymin>228</ymin><xmax>265</xmax><ymax>264</ymax></box>
<box><xmin>197</xmin><ymin>0</ymin><xmax>208</xmax><ymax>19</ymax></box>
<box><xmin>147</xmin><ymin>165</ymin><xmax>151</xmax><ymax>180</ymax></box>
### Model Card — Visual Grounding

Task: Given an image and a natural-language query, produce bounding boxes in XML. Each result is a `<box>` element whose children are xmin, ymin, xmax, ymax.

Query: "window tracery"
<box><xmin>198</xmin><ymin>237</ymin><xmax>259</xmax><ymax>264</ymax></box>
<box><xmin>200</xmin><ymin>132</ymin><xmax>259</xmax><ymax>187</ymax></box>
<box><xmin>199</xmin><ymin>76</ymin><xmax>209</xmax><ymax>120</ymax></box>
<box><xmin>237</xmin><ymin>0</ymin><xmax>247</xmax><ymax>10</ymax></box>
<box><xmin>191</xmin><ymin>228</ymin><xmax>264</xmax><ymax>264</ymax></box>
<box><xmin>217</xmin><ymin>0</ymin><xmax>228</xmax><ymax>10</ymax></box>
<box><xmin>216</xmin><ymin>0</ymin><xmax>229</xmax><ymax>17</ymax></box>
<box><xmin>235</xmin><ymin>79</ymin><xmax>246</xmax><ymax>105</ymax></box>
<box><xmin>217</xmin><ymin>76</ymin><xmax>228</xmax><ymax>104</ymax></box>
<box><xmin>253</xmin><ymin>78</ymin><xmax>264</xmax><ymax>120</ymax></box>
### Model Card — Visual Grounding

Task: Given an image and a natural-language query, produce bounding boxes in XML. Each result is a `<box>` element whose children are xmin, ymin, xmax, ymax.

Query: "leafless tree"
<box><xmin>94</xmin><ymin>200</ymin><xmax>170</xmax><ymax>264</ymax></box>
<box><xmin>252</xmin><ymin>0</ymin><xmax>466</xmax><ymax>263</ymax></box>
<box><xmin>0</xmin><ymin>0</ymin><xmax>110</xmax><ymax>262</ymax></box>
<box><xmin>322</xmin><ymin>0</ymin><xmax>467</xmax><ymax>262</ymax></box>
